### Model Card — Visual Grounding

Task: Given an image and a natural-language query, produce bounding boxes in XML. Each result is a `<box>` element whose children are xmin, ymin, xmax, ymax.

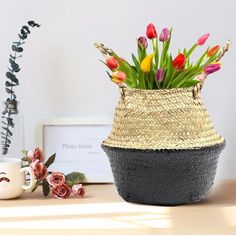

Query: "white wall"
<box><xmin>0</xmin><ymin>0</ymin><xmax>235</xmax><ymax>179</ymax></box>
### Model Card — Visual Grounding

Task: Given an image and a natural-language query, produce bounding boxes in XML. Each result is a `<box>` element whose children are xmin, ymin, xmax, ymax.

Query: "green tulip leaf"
<box><xmin>131</xmin><ymin>53</ymin><xmax>140</xmax><ymax>71</ymax></box>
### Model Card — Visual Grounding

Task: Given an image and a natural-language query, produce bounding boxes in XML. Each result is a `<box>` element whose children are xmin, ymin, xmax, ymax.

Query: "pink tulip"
<box><xmin>204</xmin><ymin>63</ymin><xmax>221</xmax><ymax>74</ymax></box>
<box><xmin>137</xmin><ymin>36</ymin><xmax>148</xmax><ymax>49</ymax></box>
<box><xmin>156</xmin><ymin>69</ymin><xmax>165</xmax><ymax>82</ymax></box>
<box><xmin>159</xmin><ymin>28</ymin><xmax>170</xmax><ymax>42</ymax></box>
<box><xmin>197</xmin><ymin>33</ymin><xmax>210</xmax><ymax>46</ymax></box>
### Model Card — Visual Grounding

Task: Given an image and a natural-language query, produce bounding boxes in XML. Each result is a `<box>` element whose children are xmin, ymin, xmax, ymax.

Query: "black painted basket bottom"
<box><xmin>102</xmin><ymin>143</ymin><xmax>225</xmax><ymax>206</ymax></box>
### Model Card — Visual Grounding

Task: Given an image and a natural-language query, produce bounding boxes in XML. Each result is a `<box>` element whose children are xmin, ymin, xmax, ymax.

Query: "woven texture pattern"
<box><xmin>102</xmin><ymin>143</ymin><xmax>225</xmax><ymax>205</ymax></box>
<box><xmin>103</xmin><ymin>87</ymin><xmax>224</xmax><ymax>150</ymax></box>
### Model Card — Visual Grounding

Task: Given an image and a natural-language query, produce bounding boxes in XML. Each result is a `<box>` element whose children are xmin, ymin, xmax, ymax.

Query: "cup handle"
<box><xmin>20</xmin><ymin>167</ymin><xmax>36</xmax><ymax>190</ymax></box>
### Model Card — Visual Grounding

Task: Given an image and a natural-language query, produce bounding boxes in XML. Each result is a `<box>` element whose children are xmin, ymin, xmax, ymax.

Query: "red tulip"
<box><xmin>197</xmin><ymin>33</ymin><xmax>210</xmax><ymax>46</ymax></box>
<box><xmin>146</xmin><ymin>23</ymin><xmax>157</xmax><ymax>39</ymax></box>
<box><xmin>207</xmin><ymin>45</ymin><xmax>219</xmax><ymax>57</ymax></box>
<box><xmin>173</xmin><ymin>53</ymin><xmax>186</xmax><ymax>70</ymax></box>
<box><xmin>106</xmin><ymin>57</ymin><xmax>119</xmax><ymax>70</ymax></box>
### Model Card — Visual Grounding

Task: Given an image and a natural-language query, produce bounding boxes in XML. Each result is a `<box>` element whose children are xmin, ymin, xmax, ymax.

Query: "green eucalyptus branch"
<box><xmin>1</xmin><ymin>21</ymin><xmax>40</xmax><ymax>155</ymax></box>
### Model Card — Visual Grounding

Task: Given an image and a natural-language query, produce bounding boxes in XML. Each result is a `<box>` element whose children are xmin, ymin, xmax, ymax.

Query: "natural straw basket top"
<box><xmin>103</xmin><ymin>86</ymin><xmax>224</xmax><ymax>150</ymax></box>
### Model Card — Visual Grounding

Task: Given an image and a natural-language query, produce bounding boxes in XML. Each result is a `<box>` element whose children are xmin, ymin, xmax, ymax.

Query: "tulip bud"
<box><xmin>112</xmin><ymin>71</ymin><xmax>126</xmax><ymax>84</ymax></box>
<box><xmin>173</xmin><ymin>53</ymin><xmax>186</xmax><ymax>70</ymax></box>
<box><xmin>156</xmin><ymin>69</ymin><xmax>165</xmax><ymax>82</ymax></box>
<box><xmin>207</xmin><ymin>45</ymin><xmax>219</xmax><ymax>57</ymax></box>
<box><xmin>106</xmin><ymin>57</ymin><xmax>119</xmax><ymax>70</ymax></box>
<box><xmin>204</xmin><ymin>63</ymin><xmax>221</xmax><ymax>74</ymax></box>
<box><xmin>146</xmin><ymin>23</ymin><xmax>157</xmax><ymax>39</ymax></box>
<box><xmin>159</xmin><ymin>28</ymin><xmax>170</xmax><ymax>42</ymax></box>
<box><xmin>196</xmin><ymin>72</ymin><xmax>207</xmax><ymax>84</ymax></box>
<box><xmin>137</xmin><ymin>36</ymin><xmax>148</xmax><ymax>49</ymax></box>
<box><xmin>140</xmin><ymin>54</ymin><xmax>154</xmax><ymax>73</ymax></box>
<box><xmin>197</xmin><ymin>33</ymin><xmax>210</xmax><ymax>46</ymax></box>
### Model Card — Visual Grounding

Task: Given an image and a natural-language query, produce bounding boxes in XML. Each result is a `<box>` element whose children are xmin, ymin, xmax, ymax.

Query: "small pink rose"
<box><xmin>30</xmin><ymin>160</ymin><xmax>43</xmax><ymax>176</ymax></box>
<box><xmin>27</xmin><ymin>150</ymin><xmax>34</xmax><ymax>159</ymax></box>
<box><xmin>36</xmin><ymin>166</ymin><xmax>48</xmax><ymax>181</ymax></box>
<box><xmin>72</xmin><ymin>184</ymin><xmax>85</xmax><ymax>197</ymax></box>
<box><xmin>27</xmin><ymin>148</ymin><xmax>45</xmax><ymax>162</ymax></box>
<box><xmin>52</xmin><ymin>183</ymin><xmax>71</xmax><ymax>199</ymax></box>
<box><xmin>47</xmin><ymin>172</ymin><xmax>65</xmax><ymax>188</ymax></box>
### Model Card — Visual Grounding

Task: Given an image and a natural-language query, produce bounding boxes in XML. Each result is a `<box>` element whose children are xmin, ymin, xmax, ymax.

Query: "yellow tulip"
<box><xmin>140</xmin><ymin>54</ymin><xmax>153</xmax><ymax>73</ymax></box>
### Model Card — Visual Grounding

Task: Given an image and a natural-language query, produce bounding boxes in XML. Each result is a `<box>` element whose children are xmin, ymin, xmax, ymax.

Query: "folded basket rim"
<box><xmin>102</xmin><ymin>141</ymin><xmax>226</xmax><ymax>152</ymax></box>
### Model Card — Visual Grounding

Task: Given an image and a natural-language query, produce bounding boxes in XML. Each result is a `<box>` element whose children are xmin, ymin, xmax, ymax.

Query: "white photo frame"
<box><xmin>36</xmin><ymin>117</ymin><xmax>113</xmax><ymax>183</ymax></box>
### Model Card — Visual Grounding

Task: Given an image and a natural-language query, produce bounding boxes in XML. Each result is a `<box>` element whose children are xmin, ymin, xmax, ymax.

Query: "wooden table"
<box><xmin>0</xmin><ymin>180</ymin><xmax>236</xmax><ymax>235</ymax></box>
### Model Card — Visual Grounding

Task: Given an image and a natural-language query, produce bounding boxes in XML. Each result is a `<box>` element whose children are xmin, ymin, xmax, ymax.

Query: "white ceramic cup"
<box><xmin>0</xmin><ymin>158</ymin><xmax>36</xmax><ymax>199</ymax></box>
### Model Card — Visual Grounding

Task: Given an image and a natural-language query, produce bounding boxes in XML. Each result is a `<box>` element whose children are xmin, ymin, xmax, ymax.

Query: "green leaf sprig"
<box><xmin>1</xmin><ymin>21</ymin><xmax>40</xmax><ymax>155</ymax></box>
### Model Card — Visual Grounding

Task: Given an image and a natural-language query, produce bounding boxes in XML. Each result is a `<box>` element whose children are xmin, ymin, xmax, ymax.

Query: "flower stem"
<box><xmin>186</xmin><ymin>43</ymin><xmax>198</xmax><ymax>58</ymax></box>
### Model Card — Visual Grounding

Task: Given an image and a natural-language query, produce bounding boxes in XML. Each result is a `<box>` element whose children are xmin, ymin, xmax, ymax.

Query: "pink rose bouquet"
<box><xmin>22</xmin><ymin>148</ymin><xmax>86</xmax><ymax>199</ymax></box>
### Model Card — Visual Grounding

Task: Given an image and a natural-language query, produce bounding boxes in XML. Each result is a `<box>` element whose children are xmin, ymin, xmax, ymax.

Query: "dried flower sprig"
<box><xmin>1</xmin><ymin>21</ymin><xmax>40</xmax><ymax>155</ymax></box>
<box><xmin>22</xmin><ymin>148</ymin><xmax>86</xmax><ymax>199</ymax></box>
<box><xmin>95</xmin><ymin>24</ymin><xmax>231</xmax><ymax>90</ymax></box>
<box><xmin>94</xmin><ymin>42</ymin><xmax>114</xmax><ymax>57</ymax></box>
<box><xmin>197</xmin><ymin>39</ymin><xmax>232</xmax><ymax>87</ymax></box>
<box><xmin>215</xmin><ymin>39</ymin><xmax>232</xmax><ymax>62</ymax></box>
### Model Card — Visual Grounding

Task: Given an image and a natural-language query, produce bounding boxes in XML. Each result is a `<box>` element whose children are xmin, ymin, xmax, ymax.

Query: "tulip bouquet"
<box><xmin>95</xmin><ymin>23</ymin><xmax>231</xmax><ymax>89</ymax></box>
<box><xmin>22</xmin><ymin>148</ymin><xmax>85</xmax><ymax>199</ymax></box>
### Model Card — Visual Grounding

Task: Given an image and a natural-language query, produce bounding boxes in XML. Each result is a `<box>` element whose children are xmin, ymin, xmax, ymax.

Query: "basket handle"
<box><xmin>193</xmin><ymin>83</ymin><xmax>202</xmax><ymax>99</ymax></box>
<box><xmin>119</xmin><ymin>87</ymin><xmax>126</xmax><ymax>105</ymax></box>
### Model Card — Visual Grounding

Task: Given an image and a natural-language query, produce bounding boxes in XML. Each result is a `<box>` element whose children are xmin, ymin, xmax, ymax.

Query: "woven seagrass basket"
<box><xmin>102</xmin><ymin>85</ymin><xmax>225</xmax><ymax>205</ymax></box>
